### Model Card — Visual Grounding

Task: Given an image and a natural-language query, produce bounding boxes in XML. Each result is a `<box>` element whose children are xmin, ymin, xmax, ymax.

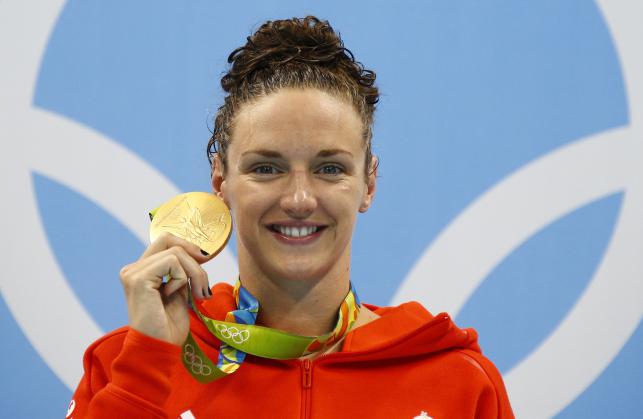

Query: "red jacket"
<box><xmin>69</xmin><ymin>283</ymin><xmax>514</xmax><ymax>418</ymax></box>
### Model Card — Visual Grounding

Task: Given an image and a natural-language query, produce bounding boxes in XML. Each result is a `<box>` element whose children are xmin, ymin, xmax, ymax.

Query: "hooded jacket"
<box><xmin>68</xmin><ymin>283</ymin><xmax>514</xmax><ymax>419</ymax></box>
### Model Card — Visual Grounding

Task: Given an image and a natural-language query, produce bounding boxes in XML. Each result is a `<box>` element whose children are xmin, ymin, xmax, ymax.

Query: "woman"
<box><xmin>69</xmin><ymin>16</ymin><xmax>513</xmax><ymax>418</ymax></box>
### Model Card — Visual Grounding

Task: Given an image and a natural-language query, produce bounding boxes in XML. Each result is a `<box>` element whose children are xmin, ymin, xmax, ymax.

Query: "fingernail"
<box><xmin>200</xmin><ymin>249</ymin><xmax>209</xmax><ymax>256</ymax></box>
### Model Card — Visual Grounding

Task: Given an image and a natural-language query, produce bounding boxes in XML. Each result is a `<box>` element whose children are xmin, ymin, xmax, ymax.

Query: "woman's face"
<box><xmin>212</xmin><ymin>88</ymin><xmax>376</xmax><ymax>283</ymax></box>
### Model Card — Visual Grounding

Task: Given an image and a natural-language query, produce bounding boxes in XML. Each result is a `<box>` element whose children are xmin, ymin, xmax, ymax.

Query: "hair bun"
<box><xmin>221</xmin><ymin>16</ymin><xmax>375</xmax><ymax>100</ymax></box>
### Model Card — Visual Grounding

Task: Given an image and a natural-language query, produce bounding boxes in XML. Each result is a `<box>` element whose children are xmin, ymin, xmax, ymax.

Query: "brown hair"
<box><xmin>207</xmin><ymin>16</ymin><xmax>379</xmax><ymax>176</ymax></box>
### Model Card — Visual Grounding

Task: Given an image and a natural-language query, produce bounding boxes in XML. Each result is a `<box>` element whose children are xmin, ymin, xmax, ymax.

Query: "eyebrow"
<box><xmin>317</xmin><ymin>149</ymin><xmax>353</xmax><ymax>158</ymax></box>
<box><xmin>241</xmin><ymin>149</ymin><xmax>283</xmax><ymax>158</ymax></box>
<box><xmin>241</xmin><ymin>149</ymin><xmax>354</xmax><ymax>158</ymax></box>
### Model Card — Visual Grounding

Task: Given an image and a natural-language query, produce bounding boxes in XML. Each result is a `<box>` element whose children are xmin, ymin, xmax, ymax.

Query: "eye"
<box><xmin>317</xmin><ymin>164</ymin><xmax>344</xmax><ymax>176</ymax></box>
<box><xmin>252</xmin><ymin>165</ymin><xmax>281</xmax><ymax>175</ymax></box>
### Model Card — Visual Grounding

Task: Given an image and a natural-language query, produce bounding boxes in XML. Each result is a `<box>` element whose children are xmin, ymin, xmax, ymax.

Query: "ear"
<box><xmin>359</xmin><ymin>156</ymin><xmax>378</xmax><ymax>213</ymax></box>
<box><xmin>211</xmin><ymin>154</ymin><xmax>227</xmax><ymax>203</ymax></box>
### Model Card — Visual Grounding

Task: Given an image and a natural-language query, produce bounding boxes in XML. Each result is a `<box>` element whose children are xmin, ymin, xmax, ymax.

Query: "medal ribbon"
<box><xmin>182</xmin><ymin>280</ymin><xmax>361</xmax><ymax>383</ymax></box>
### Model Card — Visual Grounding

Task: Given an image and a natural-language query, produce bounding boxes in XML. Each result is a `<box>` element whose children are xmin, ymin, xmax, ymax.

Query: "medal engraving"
<box><xmin>150</xmin><ymin>192</ymin><xmax>232</xmax><ymax>256</ymax></box>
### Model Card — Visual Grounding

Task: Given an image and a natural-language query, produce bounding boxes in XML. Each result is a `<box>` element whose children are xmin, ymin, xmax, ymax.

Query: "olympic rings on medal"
<box><xmin>215</xmin><ymin>324</ymin><xmax>250</xmax><ymax>344</ymax></box>
<box><xmin>183</xmin><ymin>343</ymin><xmax>212</xmax><ymax>376</ymax></box>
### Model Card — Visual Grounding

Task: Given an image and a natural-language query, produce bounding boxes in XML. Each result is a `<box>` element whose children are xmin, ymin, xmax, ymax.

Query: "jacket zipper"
<box><xmin>300</xmin><ymin>359</ymin><xmax>313</xmax><ymax>419</ymax></box>
<box><xmin>289</xmin><ymin>315</ymin><xmax>450</xmax><ymax>417</ymax></box>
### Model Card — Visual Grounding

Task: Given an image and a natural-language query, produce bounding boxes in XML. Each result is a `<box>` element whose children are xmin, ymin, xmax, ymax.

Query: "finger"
<box><xmin>121</xmin><ymin>251</ymin><xmax>188</xmax><ymax>294</ymax></box>
<box><xmin>127</xmin><ymin>245</ymin><xmax>210</xmax><ymax>300</ymax></box>
<box><xmin>162</xmin><ymin>285</ymin><xmax>190</xmax><ymax>328</ymax></box>
<box><xmin>165</xmin><ymin>246</ymin><xmax>211</xmax><ymax>300</ymax></box>
<box><xmin>141</xmin><ymin>232</ymin><xmax>211</xmax><ymax>264</ymax></box>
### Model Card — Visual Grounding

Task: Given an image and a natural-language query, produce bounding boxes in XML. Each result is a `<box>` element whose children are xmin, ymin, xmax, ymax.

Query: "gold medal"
<box><xmin>149</xmin><ymin>192</ymin><xmax>232</xmax><ymax>257</ymax></box>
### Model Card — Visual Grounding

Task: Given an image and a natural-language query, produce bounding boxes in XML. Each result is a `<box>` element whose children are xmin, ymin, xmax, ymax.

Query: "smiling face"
<box><xmin>212</xmin><ymin>88</ymin><xmax>376</xmax><ymax>285</ymax></box>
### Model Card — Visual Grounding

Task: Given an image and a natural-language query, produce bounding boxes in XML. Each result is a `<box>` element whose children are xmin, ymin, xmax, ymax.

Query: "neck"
<box><xmin>238</xmin><ymin>262</ymin><xmax>352</xmax><ymax>337</ymax></box>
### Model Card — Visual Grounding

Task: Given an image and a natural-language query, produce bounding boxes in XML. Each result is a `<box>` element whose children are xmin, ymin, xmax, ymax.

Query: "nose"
<box><xmin>280</xmin><ymin>170</ymin><xmax>318</xmax><ymax>218</ymax></box>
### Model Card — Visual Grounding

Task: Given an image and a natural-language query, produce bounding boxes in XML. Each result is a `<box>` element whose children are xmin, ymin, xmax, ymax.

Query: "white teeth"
<box><xmin>276</xmin><ymin>225</ymin><xmax>318</xmax><ymax>238</ymax></box>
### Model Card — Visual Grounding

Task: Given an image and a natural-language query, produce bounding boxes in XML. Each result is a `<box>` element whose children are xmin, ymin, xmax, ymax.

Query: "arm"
<box><xmin>69</xmin><ymin>233</ymin><xmax>211</xmax><ymax>418</ymax></box>
<box><xmin>69</xmin><ymin>328</ymin><xmax>181</xmax><ymax>418</ymax></box>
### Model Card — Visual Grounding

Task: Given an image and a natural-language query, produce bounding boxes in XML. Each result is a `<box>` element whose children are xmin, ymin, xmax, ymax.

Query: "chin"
<box><xmin>270</xmin><ymin>259</ymin><xmax>331</xmax><ymax>283</ymax></box>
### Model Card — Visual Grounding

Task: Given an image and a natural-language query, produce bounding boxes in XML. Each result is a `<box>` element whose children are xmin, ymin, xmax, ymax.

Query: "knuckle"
<box><xmin>166</xmin><ymin>252</ymin><xmax>181</xmax><ymax>265</ymax></box>
<box><xmin>158</xmin><ymin>231</ymin><xmax>174</xmax><ymax>242</ymax></box>
<box><xmin>119</xmin><ymin>264</ymin><xmax>130</xmax><ymax>277</ymax></box>
<box><xmin>119</xmin><ymin>264</ymin><xmax>133</xmax><ymax>282</ymax></box>
<box><xmin>169</xmin><ymin>245</ymin><xmax>188</xmax><ymax>257</ymax></box>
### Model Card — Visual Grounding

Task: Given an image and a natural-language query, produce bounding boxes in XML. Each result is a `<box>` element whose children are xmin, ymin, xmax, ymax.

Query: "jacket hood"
<box><xmin>339</xmin><ymin>302</ymin><xmax>481</xmax><ymax>361</ymax></box>
<box><xmin>190</xmin><ymin>282</ymin><xmax>481</xmax><ymax>362</ymax></box>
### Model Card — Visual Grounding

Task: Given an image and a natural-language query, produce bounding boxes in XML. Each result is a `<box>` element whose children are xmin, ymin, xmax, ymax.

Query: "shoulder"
<box><xmin>81</xmin><ymin>326</ymin><xmax>183</xmax><ymax>384</ymax></box>
<box><xmin>83</xmin><ymin>326</ymin><xmax>129</xmax><ymax>364</ymax></box>
<box><xmin>81</xmin><ymin>326</ymin><xmax>130</xmax><ymax>373</ymax></box>
<box><xmin>433</xmin><ymin>337</ymin><xmax>514</xmax><ymax>418</ymax></box>
<box><xmin>83</xmin><ymin>326</ymin><xmax>183</xmax><ymax>365</ymax></box>
<box><xmin>361</xmin><ymin>301</ymin><xmax>513</xmax><ymax>415</ymax></box>
<box><xmin>443</xmin><ymin>347</ymin><xmax>503</xmax><ymax>390</ymax></box>
<box><xmin>79</xmin><ymin>326</ymin><xmax>129</xmax><ymax>393</ymax></box>
<box><xmin>81</xmin><ymin>326</ymin><xmax>178</xmax><ymax>373</ymax></box>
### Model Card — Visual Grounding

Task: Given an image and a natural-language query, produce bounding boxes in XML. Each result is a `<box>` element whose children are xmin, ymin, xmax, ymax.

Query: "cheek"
<box><xmin>227</xmin><ymin>181</ymin><xmax>275</xmax><ymax>224</ymax></box>
<box><xmin>320</xmin><ymin>183</ymin><xmax>365</xmax><ymax>221</ymax></box>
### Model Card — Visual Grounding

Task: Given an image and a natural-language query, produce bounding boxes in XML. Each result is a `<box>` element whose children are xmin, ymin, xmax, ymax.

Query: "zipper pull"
<box><xmin>302</xmin><ymin>359</ymin><xmax>312</xmax><ymax>388</ymax></box>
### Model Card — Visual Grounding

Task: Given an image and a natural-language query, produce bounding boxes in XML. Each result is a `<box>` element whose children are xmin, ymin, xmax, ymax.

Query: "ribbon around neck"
<box><xmin>182</xmin><ymin>280</ymin><xmax>361</xmax><ymax>383</ymax></box>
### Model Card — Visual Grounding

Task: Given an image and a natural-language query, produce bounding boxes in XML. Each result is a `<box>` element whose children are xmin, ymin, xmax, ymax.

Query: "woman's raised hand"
<box><xmin>119</xmin><ymin>232</ymin><xmax>212</xmax><ymax>346</ymax></box>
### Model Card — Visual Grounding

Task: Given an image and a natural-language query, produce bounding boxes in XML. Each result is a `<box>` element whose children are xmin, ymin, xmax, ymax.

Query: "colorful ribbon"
<box><xmin>182</xmin><ymin>280</ymin><xmax>361</xmax><ymax>383</ymax></box>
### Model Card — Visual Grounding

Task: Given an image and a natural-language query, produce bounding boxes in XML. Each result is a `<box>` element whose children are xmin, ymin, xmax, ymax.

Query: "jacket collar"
<box><xmin>189</xmin><ymin>282</ymin><xmax>481</xmax><ymax>360</ymax></box>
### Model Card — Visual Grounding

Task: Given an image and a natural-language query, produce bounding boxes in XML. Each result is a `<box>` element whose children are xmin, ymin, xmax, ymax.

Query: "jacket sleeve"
<box><xmin>67</xmin><ymin>328</ymin><xmax>182</xmax><ymax>419</ymax></box>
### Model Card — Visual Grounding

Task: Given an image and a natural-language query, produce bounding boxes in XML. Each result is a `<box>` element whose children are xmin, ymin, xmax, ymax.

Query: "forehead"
<box><xmin>230</xmin><ymin>88</ymin><xmax>364</xmax><ymax>154</ymax></box>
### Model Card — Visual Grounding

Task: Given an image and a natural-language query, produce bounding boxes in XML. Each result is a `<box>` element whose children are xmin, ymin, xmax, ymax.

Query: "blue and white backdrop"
<box><xmin>1</xmin><ymin>1</ymin><xmax>641</xmax><ymax>417</ymax></box>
